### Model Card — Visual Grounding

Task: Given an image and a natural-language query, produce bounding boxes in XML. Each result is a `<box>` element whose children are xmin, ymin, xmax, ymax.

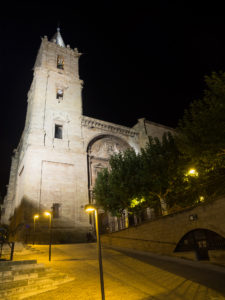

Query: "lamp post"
<box><xmin>85</xmin><ymin>204</ymin><xmax>105</xmax><ymax>300</ymax></box>
<box><xmin>44</xmin><ymin>211</ymin><xmax>52</xmax><ymax>262</ymax></box>
<box><xmin>33</xmin><ymin>214</ymin><xmax>39</xmax><ymax>245</ymax></box>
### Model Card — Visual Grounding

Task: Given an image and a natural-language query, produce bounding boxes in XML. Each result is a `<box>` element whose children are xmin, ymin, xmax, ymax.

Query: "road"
<box><xmin>14</xmin><ymin>243</ymin><xmax>225</xmax><ymax>300</ymax></box>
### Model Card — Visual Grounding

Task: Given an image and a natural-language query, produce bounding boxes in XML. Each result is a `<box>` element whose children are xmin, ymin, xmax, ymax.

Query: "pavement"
<box><xmin>11</xmin><ymin>243</ymin><xmax>225</xmax><ymax>300</ymax></box>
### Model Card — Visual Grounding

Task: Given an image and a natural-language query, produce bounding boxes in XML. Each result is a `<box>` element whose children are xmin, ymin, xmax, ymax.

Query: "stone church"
<box><xmin>1</xmin><ymin>29</ymin><xmax>171</xmax><ymax>241</ymax></box>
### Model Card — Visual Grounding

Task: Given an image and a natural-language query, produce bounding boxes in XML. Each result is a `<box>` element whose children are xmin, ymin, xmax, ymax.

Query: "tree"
<box><xmin>94</xmin><ymin>133</ymin><xmax>195</xmax><ymax>216</ymax></box>
<box><xmin>177</xmin><ymin>71</ymin><xmax>225</xmax><ymax>168</ymax></box>
<box><xmin>177</xmin><ymin>71</ymin><xmax>225</xmax><ymax>198</ymax></box>
<box><xmin>139</xmin><ymin>132</ymin><xmax>191</xmax><ymax>214</ymax></box>
<box><xmin>94</xmin><ymin>148</ymin><xmax>143</xmax><ymax>216</ymax></box>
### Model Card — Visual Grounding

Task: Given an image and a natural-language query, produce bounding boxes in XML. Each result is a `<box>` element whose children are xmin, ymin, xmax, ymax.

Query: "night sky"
<box><xmin>1</xmin><ymin>4</ymin><xmax>225</xmax><ymax>197</ymax></box>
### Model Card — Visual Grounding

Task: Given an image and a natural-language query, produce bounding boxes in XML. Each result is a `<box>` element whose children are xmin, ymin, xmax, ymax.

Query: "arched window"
<box><xmin>57</xmin><ymin>56</ymin><xmax>64</xmax><ymax>70</ymax></box>
<box><xmin>56</xmin><ymin>89</ymin><xmax>64</xmax><ymax>100</ymax></box>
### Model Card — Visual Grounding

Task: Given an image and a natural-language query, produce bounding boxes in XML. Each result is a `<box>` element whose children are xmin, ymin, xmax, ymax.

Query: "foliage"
<box><xmin>94</xmin><ymin>133</ymin><xmax>198</xmax><ymax>215</ymax></box>
<box><xmin>140</xmin><ymin>133</ymin><xmax>182</xmax><ymax>203</ymax></box>
<box><xmin>94</xmin><ymin>148</ymin><xmax>143</xmax><ymax>216</ymax></box>
<box><xmin>94</xmin><ymin>73</ymin><xmax>225</xmax><ymax>216</ymax></box>
<box><xmin>177</xmin><ymin>71</ymin><xmax>225</xmax><ymax>198</ymax></box>
<box><xmin>177</xmin><ymin>71</ymin><xmax>225</xmax><ymax>168</ymax></box>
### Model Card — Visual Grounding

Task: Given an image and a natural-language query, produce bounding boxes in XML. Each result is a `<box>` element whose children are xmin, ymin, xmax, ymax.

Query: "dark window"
<box><xmin>19</xmin><ymin>166</ymin><xmax>24</xmax><ymax>176</ymax></box>
<box><xmin>56</xmin><ymin>89</ymin><xmax>63</xmax><ymax>100</ymax></box>
<box><xmin>55</xmin><ymin>124</ymin><xmax>63</xmax><ymax>139</ymax></box>
<box><xmin>53</xmin><ymin>203</ymin><xmax>60</xmax><ymax>218</ymax></box>
<box><xmin>57</xmin><ymin>56</ymin><xmax>64</xmax><ymax>70</ymax></box>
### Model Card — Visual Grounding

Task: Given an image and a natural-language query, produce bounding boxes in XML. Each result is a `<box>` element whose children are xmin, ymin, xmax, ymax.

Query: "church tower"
<box><xmin>2</xmin><ymin>28</ymin><xmax>172</xmax><ymax>240</ymax></box>
<box><xmin>3</xmin><ymin>29</ymin><xmax>90</xmax><ymax>240</ymax></box>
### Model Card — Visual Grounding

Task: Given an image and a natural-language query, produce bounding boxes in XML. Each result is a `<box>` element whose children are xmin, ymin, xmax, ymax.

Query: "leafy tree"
<box><xmin>94</xmin><ymin>133</ymin><xmax>196</xmax><ymax>216</ymax></box>
<box><xmin>94</xmin><ymin>148</ymin><xmax>143</xmax><ymax>216</ymax></box>
<box><xmin>177</xmin><ymin>71</ymin><xmax>225</xmax><ymax>168</ymax></box>
<box><xmin>139</xmin><ymin>132</ymin><xmax>192</xmax><ymax>213</ymax></box>
<box><xmin>177</xmin><ymin>71</ymin><xmax>225</xmax><ymax>198</ymax></box>
<box><xmin>94</xmin><ymin>72</ymin><xmax>225</xmax><ymax>217</ymax></box>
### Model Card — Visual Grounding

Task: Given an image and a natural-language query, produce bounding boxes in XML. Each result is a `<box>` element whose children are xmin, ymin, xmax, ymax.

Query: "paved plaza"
<box><xmin>12</xmin><ymin>243</ymin><xmax>225</xmax><ymax>300</ymax></box>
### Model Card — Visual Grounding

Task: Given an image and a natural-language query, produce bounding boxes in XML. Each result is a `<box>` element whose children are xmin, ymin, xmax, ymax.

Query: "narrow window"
<box><xmin>56</xmin><ymin>89</ymin><xmax>63</xmax><ymax>100</ymax></box>
<box><xmin>19</xmin><ymin>166</ymin><xmax>24</xmax><ymax>176</ymax></box>
<box><xmin>55</xmin><ymin>124</ymin><xmax>63</xmax><ymax>139</ymax></box>
<box><xmin>57</xmin><ymin>56</ymin><xmax>64</xmax><ymax>70</ymax></box>
<box><xmin>53</xmin><ymin>203</ymin><xmax>60</xmax><ymax>218</ymax></box>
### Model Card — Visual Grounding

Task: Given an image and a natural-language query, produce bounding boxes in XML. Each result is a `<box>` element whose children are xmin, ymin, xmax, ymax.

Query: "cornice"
<box><xmin>81</xmin><ymin>116</ymin><xmax>139</xmax><ymax>138</ymax></box>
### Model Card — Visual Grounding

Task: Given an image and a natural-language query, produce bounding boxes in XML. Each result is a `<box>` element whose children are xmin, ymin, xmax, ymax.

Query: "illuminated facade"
<box><xmin>2</xmin><ymin>29</ymin><xmax>171</xmax><ymax>240</ymax></box>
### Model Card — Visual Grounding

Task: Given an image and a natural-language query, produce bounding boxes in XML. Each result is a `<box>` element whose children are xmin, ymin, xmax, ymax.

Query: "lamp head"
<box><xmin>187</xmin><ymin>168</ymin><xmax>198</xmax><ymax>177</ymax></box>
<box><xmin>34</xmin><ymin>214</ymin><xmax>39</xmax><ymax>219</ymax></box>
<box><xmin>44</xmin><ymin>211</ymin><xmax>51</xmax><ymax>217</ymax></box>
<box><xmin>84</xmin><ymin>204</ymin><xmax>96</xmax><ymax>213</ymax></box>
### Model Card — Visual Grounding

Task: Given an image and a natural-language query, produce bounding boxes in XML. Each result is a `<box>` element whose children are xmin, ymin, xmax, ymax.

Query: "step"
<box><xmin>0</xmin><ymin>265</ymin><xmax>50</xmax><ymax>283</ymax></box>
<box><xmin>0</xmin><ymin>260</ymin><xmax>37</xmax><ymax>267</ymax></box>
<box><xmin>1</xmin><ymin>271</ymin><xmax>40</xmax><ymax>283</ymax></box>
<box><xmin>1</xmin><ymin>263</ymin><xmax>46</xmax><ymax>274</ymax></box>
<box><xmin>0</xmin><ymin>259</ymin><xmax>74</xmax><ymax>299</ymax></box>
<box><xmin>0</xmin><ymin>272</ymin><xmax>74</xmax><ymax>299</ymax></box>
<box><xmin>0</xmin><ymin>265</ymin><xmax>46</xmax><ymax>279</ymax></box>
<box><xmin>0</xmin><ymin>279</ymin><xmax>57</xmax><ymax>299</ymax></box>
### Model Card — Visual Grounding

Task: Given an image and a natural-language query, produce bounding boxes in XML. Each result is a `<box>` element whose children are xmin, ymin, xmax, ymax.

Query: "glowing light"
<box><xmin>199</xmin><ymin>196</ymin><xmax>204</xmax><ymax>202</ymax></box>
<box><xmin>44</xmin><ymin>212</ymin><xmax>51</xmax><ymax>217</ymax></box>
<box><xmin>34</xmin><ymin>214</ymin><xmax>39</xmax><ymax>219</ymax></box>
<box><xmin>130</xmin><ymin>198</ymin><xmax>145</xmax><ymax>208</ymax></box>
<box><xmin>187</xmin><ymin>168</ymin><xmax>198</xmax><ymax>177</ymax></box>
<box><xmin>85</xmin><ymin>204</ymin><xmax>96</xmax><ymax>213</ymax></box>
<box><xmin>86</xmin><ymin>208</ymin><xmax>95</xmax><ymax>212</ymax></box>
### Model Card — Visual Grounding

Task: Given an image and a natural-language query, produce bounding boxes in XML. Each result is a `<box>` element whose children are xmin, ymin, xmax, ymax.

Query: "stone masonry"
<box><xmin>101</xmin><ymin>197</ymin><xmax>225</xmax><ymax>264</ymax></box>
<box><xmin>1</xmin><ymin>29</ymin><xmax>172</xmax><ymax>241</ymax></box>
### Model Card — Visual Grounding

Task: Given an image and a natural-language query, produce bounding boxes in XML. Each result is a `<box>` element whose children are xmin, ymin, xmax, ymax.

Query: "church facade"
<box><xmin>1</xmin><ymin>29</ymin><xmax>171</xmax><ymax>241</ymax></box>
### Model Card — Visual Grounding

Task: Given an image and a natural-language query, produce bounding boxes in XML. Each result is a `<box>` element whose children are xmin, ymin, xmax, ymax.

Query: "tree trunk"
<box><xmin>160</xmin><ymin>197</ymin><xmax>168</xmax><ymax>216</ymax></box>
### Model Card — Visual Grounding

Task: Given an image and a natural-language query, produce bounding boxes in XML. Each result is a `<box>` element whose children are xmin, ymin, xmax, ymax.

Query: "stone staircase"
<box><xmin>0</xmin><ymin>259</ymin><xmax>74</xmax><ymax>299</ymax></box>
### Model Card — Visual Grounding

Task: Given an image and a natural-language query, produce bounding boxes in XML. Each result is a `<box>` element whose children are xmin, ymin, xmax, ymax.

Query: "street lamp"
<box><xmin>187</xmin><ymin>168</ymin><xmax>198</xmax><ymax>177</ymax></box>
<box><xmin>85</xmin><ymin>204</ymin><xmax>105</xmax><ymax>300</ymax></box>
<box><xmin>44</xmin><ymin>211</ymin><xmax>52</xmax><ymax>262</ymax></box>
<box><xmin>33</xmin><ymin>214</ymin><xmax>39</xmax><ymax>245</ymax></box>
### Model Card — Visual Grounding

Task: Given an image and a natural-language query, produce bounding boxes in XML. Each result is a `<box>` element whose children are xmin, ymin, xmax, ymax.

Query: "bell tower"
<box><xmin>3</xmin><ymin>29</ymin><xmax>90</xmax><ymax>239</ymax></box>
<box><xmin>25</xmin><ymin>28</ymin><xmax>83</xmax><ymax>150</ymax></box>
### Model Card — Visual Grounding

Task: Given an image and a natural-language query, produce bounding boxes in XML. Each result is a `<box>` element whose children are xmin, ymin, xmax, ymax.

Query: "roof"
<box><xmin>50</xmin><ymin>27</ymin><xmax>65</xmax><ymax>47</ymax></box>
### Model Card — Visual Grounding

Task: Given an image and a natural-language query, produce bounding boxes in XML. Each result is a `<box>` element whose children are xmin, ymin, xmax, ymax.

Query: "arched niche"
<box><xmin>87</xmin><ymin>135</ymin><xmax>130</xmax><ymax>201</ymax></box>
<box><xmin>174</xmin><ymin>228</ymin><xmax>225</xmax><ymax>261</ymax></box>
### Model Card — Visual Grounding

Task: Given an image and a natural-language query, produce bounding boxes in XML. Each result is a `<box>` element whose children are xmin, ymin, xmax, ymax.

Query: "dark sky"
<box><xmin>1</xmin><ymin>3</ymin><xmax>225</xmax><ymax>196</ymax></box>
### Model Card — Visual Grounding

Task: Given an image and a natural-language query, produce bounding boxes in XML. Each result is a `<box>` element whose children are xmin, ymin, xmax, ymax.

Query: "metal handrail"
<box><xmin>0</xmin><ymin>242</ymin><xmax>15</xmax><ymax>261</ymax></box>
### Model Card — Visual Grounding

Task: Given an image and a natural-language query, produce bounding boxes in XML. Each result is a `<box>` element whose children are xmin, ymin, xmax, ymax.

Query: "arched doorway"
<box><xmin>87</xmin><ymin>135</ymin><xmax>130</xmax><ymax>231</ymax></box>
<box><xmin>174</xmin><ymin>229</ymin><xmax>225</xmax><ymax>260</ymax></box>
<box><xmin>87</xmin><ymin>135</ymin><xmax>130</xmax><ymax>202</ymax></box>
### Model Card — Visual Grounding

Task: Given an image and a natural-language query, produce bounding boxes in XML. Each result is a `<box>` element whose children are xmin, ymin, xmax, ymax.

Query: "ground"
<box><xmin>12</xmin><ymin>243</ymin><xmax>225</xmax><ymax>300</ymax></box>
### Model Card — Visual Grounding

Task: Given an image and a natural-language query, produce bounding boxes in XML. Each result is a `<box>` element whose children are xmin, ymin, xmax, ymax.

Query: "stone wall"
<box><xmin>133</xmin><ymin>118</ymin><xmax>174</xmax><ymax>149</ymax></box>
<box><xmin>101</xmin><ymin>197</ymin><xmax>225</xmax><ymax>263</ymax></box>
